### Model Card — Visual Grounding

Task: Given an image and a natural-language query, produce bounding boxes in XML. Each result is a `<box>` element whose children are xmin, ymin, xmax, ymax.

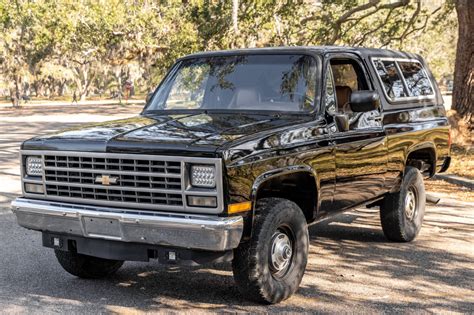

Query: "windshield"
<box><xmin>145</xmin><ymin>54</ymin><xmax>318</xmax><ymax>112</ymax></box>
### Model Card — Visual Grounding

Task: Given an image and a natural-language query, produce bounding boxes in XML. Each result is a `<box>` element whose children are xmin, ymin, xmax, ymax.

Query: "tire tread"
<box><xmin>380</xmin><ymin>166</ymin><xmax>426</xmax><ymax>242</ymax></box>
<box><xmin>232</xmin><ymin>198</ymin><xmax>308</xmax><ymax>304</ymax></box>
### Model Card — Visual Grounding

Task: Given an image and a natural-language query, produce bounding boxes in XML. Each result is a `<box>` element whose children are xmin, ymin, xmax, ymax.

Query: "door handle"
<box><xmin>373</xmin><ymin>116</ymin><xmax>383</xmax><ymax>122</ymax></box>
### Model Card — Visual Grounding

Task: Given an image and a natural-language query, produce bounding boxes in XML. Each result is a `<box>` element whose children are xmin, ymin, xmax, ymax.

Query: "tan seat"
<box><xmin>335</xmin><ymin>86</ymin><xmax>352</xmax><ymax>112</ymax></box>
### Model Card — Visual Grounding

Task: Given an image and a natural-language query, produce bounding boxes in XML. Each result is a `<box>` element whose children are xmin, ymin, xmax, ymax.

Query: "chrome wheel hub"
<box><xmin>269</xmin><ymin>231</ymin><xmax>293</xmax><ymax>275</ymax></box>
<box><xmin>405</xmin><ymin>188</ymin><xmax>417</xmax><ymax>221</ymax></box>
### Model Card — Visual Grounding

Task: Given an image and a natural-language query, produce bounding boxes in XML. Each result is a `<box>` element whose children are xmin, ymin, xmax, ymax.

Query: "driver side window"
<box><xmin>330</xmin><ymin>57</ymin><xmax>381</xmax><ymax>130</ymax></box>
<box><xmin>330</xmin><ymin>59</ymin><xmax>369</xmax><ymax>113</ymax></box>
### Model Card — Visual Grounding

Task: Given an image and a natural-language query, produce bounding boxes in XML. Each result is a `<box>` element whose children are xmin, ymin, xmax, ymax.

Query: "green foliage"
<box><xmin>0</xmin><ymin>0</ymin><xmax>457</xmax><ymax>102</ymax></box>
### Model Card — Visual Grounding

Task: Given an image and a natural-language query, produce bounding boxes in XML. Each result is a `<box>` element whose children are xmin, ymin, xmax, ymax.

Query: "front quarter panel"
<box><xmin>223</xmin><ymin>117</ymin><xmax>335</xmax><ymax>219</ymax></box>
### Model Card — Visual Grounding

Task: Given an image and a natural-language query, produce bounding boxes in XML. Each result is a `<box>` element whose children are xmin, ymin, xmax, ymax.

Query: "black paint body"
<box><xmin>22</xmin><ymin>47</ymin><xmax>450</xmax><ymax>240</ymax></box>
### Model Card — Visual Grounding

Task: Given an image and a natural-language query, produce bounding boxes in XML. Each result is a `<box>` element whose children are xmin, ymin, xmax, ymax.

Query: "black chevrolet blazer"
<box><xmin>12</xmin><ymin>46</ymin><xmax>451</xmax><ymax>303</ymax></box>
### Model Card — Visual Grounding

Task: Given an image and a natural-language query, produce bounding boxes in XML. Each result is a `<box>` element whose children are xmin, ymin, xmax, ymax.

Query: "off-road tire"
<box><xmin>232</xmin><ymin>198</ymin><xmax>309</xmax><ymax>304</ymax></box>
<box><xmin>55</xmin><ymin>250</ymin><xmax>124</xmax><ymax>279</ymax></box>
<box><xmin>380</xmin><ymin>166</ymin><xmax>426</xmax><ymax>242</ymax></box>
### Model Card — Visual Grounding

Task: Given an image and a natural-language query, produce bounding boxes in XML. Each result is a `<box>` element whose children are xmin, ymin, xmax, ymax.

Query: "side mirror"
<box><xmin>335</xmin><ymin>113</ymin><xmax>349</xmax><ymax>132</ymax></box>
<box><xmin>145</xmin><ymin>92</ymin><xmax>154</xmax><ymax>105</ymax></box>
<box><xmin>350</xmin><ymin>91</ymin><xmax>380</xmax><ymax>112</ymax></box>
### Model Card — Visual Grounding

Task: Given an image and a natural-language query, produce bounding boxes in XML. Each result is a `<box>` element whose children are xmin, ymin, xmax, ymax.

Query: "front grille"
<box><xmin>44</xmin><ymin>155</ymin><xmax>181</xmax><ymax>174</ymax></box>
<box><xmin>44</xmin><ymin>169</ymin><xmax>181</xmax><ymax>190</ymax></box>
<box><xmin>45</xmin><ymin>184</ymin><xmax>183</xmax><ymax>206</ymax></box>
<box><xmin>42</xmin><ymin>154</ymin><xmax>184</xmax><ymax>209</ymax></box>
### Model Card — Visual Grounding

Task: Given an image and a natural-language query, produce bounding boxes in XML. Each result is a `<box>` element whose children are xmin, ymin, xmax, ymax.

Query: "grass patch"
<box><xmin>425</xmin><ymin>179</ymin><xmax>474</xmax><ymax>202</ymax></box>
<box><xmin>447</xmin><ymin>145</ymin><xmax>474</xmax><ymax>180</ymax></box>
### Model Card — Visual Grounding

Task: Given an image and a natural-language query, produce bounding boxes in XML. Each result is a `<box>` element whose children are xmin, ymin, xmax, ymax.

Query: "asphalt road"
<box><xmin>0</xmin><ymin>105</ymin><xmax>473</xmax><ymax>314</ymax></box>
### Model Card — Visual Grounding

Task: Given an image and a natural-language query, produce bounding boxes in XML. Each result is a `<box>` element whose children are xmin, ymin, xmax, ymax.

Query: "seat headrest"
<box><xmin>233</xmin><ymin>88</ymin><xmax>259</xmax><ymax>109</ymax></box>
<box><xmin>335</xmin><ymin>86</ymin><xmax>352</xmax><ymax>110</ymax></box>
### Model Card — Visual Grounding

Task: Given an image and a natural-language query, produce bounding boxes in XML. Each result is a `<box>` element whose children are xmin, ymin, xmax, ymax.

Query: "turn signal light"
<box><xmin>25</xmin><ymin>183</ymin><xmax>44</xmax><ymax>194</ymax></box>
<box><xmin>228</xmin><ymin>201</ymin><xmax>252</xmax><ymax>214</ymax></box>
<box><xmin>186</xmin><ymin>196</ymin><xmax>217</xmax><ymax>208</ymax></box>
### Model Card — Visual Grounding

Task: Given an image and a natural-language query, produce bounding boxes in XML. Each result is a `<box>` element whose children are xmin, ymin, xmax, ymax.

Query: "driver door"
<box><xmin>327</xmin><ymin>54</ymin><xmax>388</xmax><ymax>211</ymax></box>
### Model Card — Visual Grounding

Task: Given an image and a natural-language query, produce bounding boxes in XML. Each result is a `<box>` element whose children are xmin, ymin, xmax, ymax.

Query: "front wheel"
<box><xmin>380</xmin><ymin>166</ymin><xmax>426</xmax><ymax>242</ymax></box>
<box><xmin>55</xmin><ymin>250</ymin><xmax>124</xmax><ymax>279</ymax></box>
<box><xmin>232</xmin><ymin>198</ymin><xmax>309</xmax><ymax>304</ymax></box>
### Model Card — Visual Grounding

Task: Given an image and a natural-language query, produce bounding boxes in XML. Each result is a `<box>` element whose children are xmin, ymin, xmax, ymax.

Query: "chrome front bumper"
<box><xmin>11</xmin><ymin>198</ymin><xmax>243</xmax><ymax>251</ymax></box>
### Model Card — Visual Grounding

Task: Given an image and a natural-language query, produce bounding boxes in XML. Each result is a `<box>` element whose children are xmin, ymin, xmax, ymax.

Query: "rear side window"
<box><xmin>372</xmin><ymin>58</ymin><xmax>435</xmax><ymax>102</ymax></box>
<box><xmin>373</xmin><ymin>60</ymin><xmax>407</xmax><ymax>99</ymax></box>
<box><xmin>398</xmin><ymin>61</ymin><xmax>434</xmax><ymax>96</ymax></box>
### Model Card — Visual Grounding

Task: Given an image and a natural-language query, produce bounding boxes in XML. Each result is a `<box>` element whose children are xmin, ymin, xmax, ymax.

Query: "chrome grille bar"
<box><xmin>44</xmin><ymin>170</ymin><xmax>182</xmax><ymax>189</ymax></box>
<box><xmin>21</xmin><ymin>150</ymin><xmax>224</xmax><ymax>214</ymax></box>
<box><xmin>44</xmin><ymin>155</ymin><xmax>182</xmax><ymax>174</ymax></box>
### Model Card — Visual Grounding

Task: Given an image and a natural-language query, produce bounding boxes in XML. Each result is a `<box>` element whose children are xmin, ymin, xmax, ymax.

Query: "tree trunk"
<box><xmin>114</xmin><ymin>66</ymin><xmax>122</xmax><ymax>93</ymax></box>
<box><xmin>12</xmin><ymin>75</ymin><xmax>21</xmax><ymax>107</ymax></box>
<box><xmin>232</xmin><ymin>0</ymin><xmax>239</xmax><ymax>35</ymax></box>
<box><xmin>72</xmin><ymin>62</ymin><xmax>93</xmax><ymax>101</ymax></box>
<box><xmin>49</xmin><ymin>78</ymin><xmax>56</xmax><ymax>99</ymax></box>
<box><xmin>453</xmin><ymin>0</ymin><xmax>474</xmax><ymax>130</ymax></box>
<box><xmin>35</xmin><ymin>81</ymin><xmax>45</xmax><ymax>97</ymax></box>
<box><xmin>58</xmin><ymin>79</ymin><xmax>66</xmax><ymax>96</ymax></box>
<box><xmin>80</xmin><ymin>66</ymin><xmax>89</xmax><ymax>101</ymax></box>
<box><xmin>231</xmin><ymin>0</ymin><xmax>239</xmax><ymax>48</ymax></box>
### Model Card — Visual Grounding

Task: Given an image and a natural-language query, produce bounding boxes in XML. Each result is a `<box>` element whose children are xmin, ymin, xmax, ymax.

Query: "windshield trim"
<box><xmin>142</xmin><ymin>53</ymin><xmax>322</xmax><ymax>115</ymax></box>
<box><xmin>141</xmin><ymin>108</ymin><xmax>314</xmax><ymax>117</ymax></box>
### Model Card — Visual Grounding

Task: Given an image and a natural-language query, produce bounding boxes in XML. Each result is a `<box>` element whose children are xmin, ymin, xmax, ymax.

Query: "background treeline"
<box><xmin>0</xmin><ymin>0</ymin><xmax>471</xmax><ymax>132</ymax></box>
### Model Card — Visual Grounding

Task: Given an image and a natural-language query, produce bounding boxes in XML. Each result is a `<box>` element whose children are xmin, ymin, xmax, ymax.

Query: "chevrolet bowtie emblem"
<box><xmin>95</xmin><ymin>175</ymin><xmax>118</xmax><ymax>186</ymax></box>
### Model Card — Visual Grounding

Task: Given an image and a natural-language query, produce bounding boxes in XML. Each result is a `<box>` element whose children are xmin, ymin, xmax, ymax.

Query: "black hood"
<box><xmin>22</xmin><ymin>112</ymin><xmax>308</xmax><ymax>156</ymax></box>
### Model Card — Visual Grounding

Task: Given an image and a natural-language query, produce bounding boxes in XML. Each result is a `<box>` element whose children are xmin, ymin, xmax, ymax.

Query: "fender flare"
<box><xmin>243</xmin><ymin>165</ymin><xmax>320</xmax><ymax>238</ymax></box>
<box><xmin>404</xmin><ymin>141</ymin><xmax>437</xmax><ymax>176</ymax></box>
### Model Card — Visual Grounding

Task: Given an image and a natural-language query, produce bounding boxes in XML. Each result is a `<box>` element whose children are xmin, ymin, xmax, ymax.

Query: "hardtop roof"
<box><xmin>179</xmin><ymin>45</ymin><xmax>422</xmax><ymax>62</ymax></box>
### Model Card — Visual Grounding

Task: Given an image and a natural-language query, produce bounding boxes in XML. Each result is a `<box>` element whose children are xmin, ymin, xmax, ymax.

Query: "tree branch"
<box><xmin>398</xmin><ymin>2</ymin><xmax>422</xmax><ymax>44</ymax></box>
<box><xmin>352</xmin><ymin>8</ymin><xmax>395</xmax><ymax>46</ymax></box>
<box><xmin>328</xmin><ymin>0</ymin><xmax>410</xmax><ymax>44</ymax></box>
<box><xmin>380</xmin><ymin>4</ymin><xmax>443</xmax><ymax>48</ymax></box>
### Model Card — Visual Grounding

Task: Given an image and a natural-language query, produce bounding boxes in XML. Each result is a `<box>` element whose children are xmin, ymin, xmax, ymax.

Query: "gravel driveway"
<box><xmin>0</xmin><ymin>105</ymin><xmax>472</xmax><ymax>314</ymax></box>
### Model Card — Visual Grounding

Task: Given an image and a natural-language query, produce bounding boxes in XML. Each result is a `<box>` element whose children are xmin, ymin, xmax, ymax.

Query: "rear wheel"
<box><xmin>55</xmin><ymin>250</ymin><xmax>124</xmax><ymax>279</ymax></box>
<box><xmin>232</xmin><ymin>198</ymin><xmax>309</xmax><ymax>304</ymax></box>
<box><xmin>380</xmin><ymin>166</ymin><xmax>426</xmax><ymax>242</ymax></box>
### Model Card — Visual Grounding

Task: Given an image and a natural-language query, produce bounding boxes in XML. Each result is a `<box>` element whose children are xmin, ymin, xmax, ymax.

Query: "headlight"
<box><xmin>26</xmin><ymin>156</ymin><xmax>43</xmax><ymax>176</ymax></box>
<box><xmin>190</xmin><ymin>165</ymin><xmax>215</xmax><ymax>188</ymax></box>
